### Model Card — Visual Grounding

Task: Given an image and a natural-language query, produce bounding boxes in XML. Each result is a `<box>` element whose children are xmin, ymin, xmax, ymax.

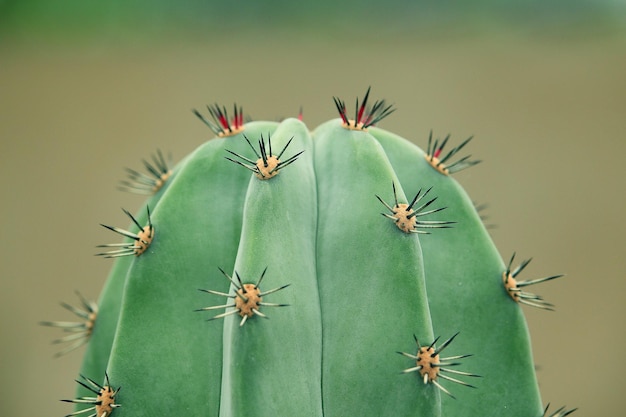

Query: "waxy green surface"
<box><xmin>77</xmin><ymin>171</ymin><xmax>174</xmax><ymax>398</ymax></box>
<box><xmin>220</xmin><ymin>119</ymin><xmax>322</xmax><ymax>417</ymax></box>
<box><xmin>76</xmin><ymin>116</ymin><xmax>544</xmax><ymax>416</ymax></box>
<box><xmin>89</xmin><ymin>121</ymin><xmax>280</xmax><ymax>415</ymax></box>
<box><xmin>314</xmin><ymin>120</ymin><xmax>439</xmax><ymax>417</ymax></box>
<box><xmin>371</xmin><ymin>126</ymin><xmax>543</xmax><ymax>416</ymax></box>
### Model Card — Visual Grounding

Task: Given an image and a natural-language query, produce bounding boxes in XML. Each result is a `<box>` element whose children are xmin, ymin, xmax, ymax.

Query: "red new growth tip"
<box><xmin>333</xmin><ymin>87</ymin><xmax>395</xmax><ymax>131</ymax></box>
<box><xmin>193</xmin><ymin>103</ymin><xmax>246</xmax><ymax>137</ymax></box>
<box><xmin>218</xmin><ymin>113</ymin><xmax>229</xmax><ymax>129</ymax></box>
<box><xmin>333</xmin><ymin>97</ymin><xmax>349</xmax><ymax>124</ymax></box>
<box><xmin>234</xmin><ymin>106</ymin><xmax>244</xmax><ymax>130</ymax></box>
<box><xmin>356</xmin><ymin>87</ymin><xmax>371</xmax><ymax>125</ymax></box>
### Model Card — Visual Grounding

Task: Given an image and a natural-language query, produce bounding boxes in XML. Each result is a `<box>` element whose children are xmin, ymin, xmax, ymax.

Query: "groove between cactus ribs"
<box><xmin>311</xmin><ymin>123</ymin><xmax>326</xmax><ymax>417</ymax></box>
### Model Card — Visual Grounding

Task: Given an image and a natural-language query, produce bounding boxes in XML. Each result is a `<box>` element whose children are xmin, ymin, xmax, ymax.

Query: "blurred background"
<box><xmin>1</xmin><ymin>1</ymin><xmax>625</xmax><ymax>415</ymax></box>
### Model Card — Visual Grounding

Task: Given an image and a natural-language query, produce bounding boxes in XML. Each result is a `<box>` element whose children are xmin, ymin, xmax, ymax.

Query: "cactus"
<box><xmin>43</xmin><ymin>88</ymin><xmax>575</xmax><ymax>417</ymax></box>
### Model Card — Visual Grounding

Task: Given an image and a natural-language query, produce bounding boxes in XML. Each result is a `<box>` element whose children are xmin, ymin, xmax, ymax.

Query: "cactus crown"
<box><xmin>43</xmin><ymin>88</ymin><xmax>572</xmax><ymax>417</ymax></box>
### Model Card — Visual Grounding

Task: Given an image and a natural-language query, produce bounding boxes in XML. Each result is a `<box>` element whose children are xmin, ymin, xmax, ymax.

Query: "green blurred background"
<box><xmin>1</xmin><ymin>1</ymin><xmax>625</xmax><ymax>415</ymax></box>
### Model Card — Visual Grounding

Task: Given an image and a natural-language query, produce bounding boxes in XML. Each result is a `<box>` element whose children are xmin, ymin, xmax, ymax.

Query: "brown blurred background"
<box><xmin>1</xmin><ymin>1</ymin><xmax>625</xmax><ymax>415</ymax></box>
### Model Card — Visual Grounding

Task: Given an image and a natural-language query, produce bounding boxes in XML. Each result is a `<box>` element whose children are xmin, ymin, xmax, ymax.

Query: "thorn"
<box><xmin>333</xmin><ymin>87</ymin><xmax>395</xmax><ymax>130</ymax></box>
<box><xmin>425</xmin><ymin>132</ymin><xmax>479</xmax><ymax>175</ymax></box>
<box><xmin>433</xmin><ymin>331</ymin><xmax>460</xmax><ymax>356</ymax></box>
<box><xmin>199</xmin><ymin>268</ymin><xmax>289</xmax><ymax>325</ymax></box>
<box><xmin>226</xmin><ymin>133</ymin><xmax>302</xmax><ymax>179</ymax></box>
<box><xmin>504</xmin><ymin>253</ymin><xmax>564</xmax><ymax>311</ymax></box>
<box><xmin>194</xmin><ymin>102</ymin><xmax>246</xmax><ymax>137</ymax></box>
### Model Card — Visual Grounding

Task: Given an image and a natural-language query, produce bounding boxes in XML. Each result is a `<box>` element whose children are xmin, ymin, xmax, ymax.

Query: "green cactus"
<box><xmin>43</xmin><ymin>88</ymin><xmax>574</xmax><ymax>417</ymax></box>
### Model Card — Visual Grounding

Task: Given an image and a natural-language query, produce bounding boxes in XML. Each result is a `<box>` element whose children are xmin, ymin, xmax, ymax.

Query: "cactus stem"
<box><xmin>39</xmin><ymin>291</ymin><xmax>97</xmax><ymax>357</ymax></box>
<box><xmin>425</xmin><ymin>131</ymin><xmax>480</xmax><ymax>175</ymax></box>
<box><xmin>61</xmin><ymin>373</ymin><xmax>121</xmax><ymax>417</ymax></box>
<box><xmin>542</xmin><ymin>404</ymin><xmax>578</xmax><ymax>417</ymax></box>
<box><xmin>96</xmin><ymin>207</ymin><xmax>154</xmax><ymax>258</ymax></box>
<box><xmin>399</xmin><ymin>333</ymin><xmax>478</xmax><ymax>399</ymax></box>
<box><xmin>118</xmin><ymin>149</ymin><xmax>172</xmax><ymax>195</ymax></box>
<box><xmin>226</xmin><ymin>133</ymin><xmax>303</xmax><ymax>180</ymax></box>
<box><xmin>193</xmin><ymin>103</ymin><xmax>245</xmax><ymax>137</ymax></box>
<box><xmin>503</xmin><ymin>253</ymin><xmax>564</xmax><ymax>310</ymax></box>
<box><xmin>199</xmin><ymin>268</ymin><xmax>289</xmax><ymax>325</ymax></box>
<box><xmin>333</xmin><ymin>87</ymin><xmax>395</xmax><ymax>130</ymax></box>
<box><xmin>377</xmin><ymin>183</ymin><xmax>454</xmax><ymax>234</ymax></box>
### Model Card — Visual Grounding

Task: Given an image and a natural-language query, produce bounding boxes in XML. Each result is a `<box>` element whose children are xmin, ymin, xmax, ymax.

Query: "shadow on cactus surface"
<box><xmin>42</xmin><ymin>88</ymin><xmax>576</xmax><ymax>417</ymax></box>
